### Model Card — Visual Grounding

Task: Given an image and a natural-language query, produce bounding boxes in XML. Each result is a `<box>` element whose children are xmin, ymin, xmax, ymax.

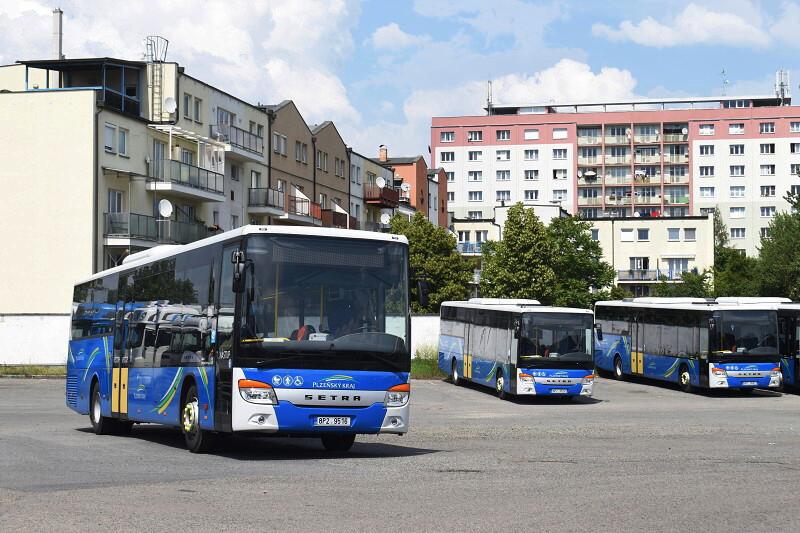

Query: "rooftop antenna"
<box><xmin>143</xmin><ymin>36</ymin><xmax>169</xmax><ymax>62</ymax></box>
<box><xmin>486</xmin><ymin>80</ymin><xmax>493</xmax><ymax>115</ymax></box>
<box><xmin>720</xmin><ymin>68</ymin><xmax>729</xmax><ymax>96</ymax></box>
<box><xmin>775</xmin><ymin>69</ymin><xmax>790</xmax><ymax>105</ymax></box>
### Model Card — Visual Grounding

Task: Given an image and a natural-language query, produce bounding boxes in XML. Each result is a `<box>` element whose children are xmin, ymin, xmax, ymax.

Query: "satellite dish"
<box><xmin>681</xmin><ymin>127</ymin><xmax>688</xmax><ymax>135</ymax></box>
<box><xmin>625</xmin><ymin>128</ymin><xmax>632</xmax><ymax>135</ymax></box>
<box><xmin>584</xmin><ymin>170</ymin><xmax>597</xmax><ymax>177</ymax></box>
<box><xmin>375</xmin><ymin>176</ymin><xmax>386</xmax><ymax>189</ymax></box>
<box><xmin>633</xmin><ymin>212</ymin><xmax>641</xmax><ymax>217</ymax></box>
<box><xmin>400</xmin><ymin>183</ymin><xmax>411</xmax><ymax>192</ymax></box>
<box><xmin>380</xmin><ymin>213</ymin><xmax>391</xmax><ymax>225</ymax></box>
<box><xmin>158</xmin><ymin>199</ymin><xmax>173</xmax><ymax>218</ymax></box>
<box><xmin>164</xmin><ymin>97</ymin><xmax>177</xmax><ymax>114</ymax></box>
<box><xmin>577</xmin><ymin>170</ymin><xmax>583</xmax><ymax>177</ymax></box>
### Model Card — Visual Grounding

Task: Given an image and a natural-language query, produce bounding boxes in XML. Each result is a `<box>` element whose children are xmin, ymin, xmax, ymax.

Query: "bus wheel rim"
<box><xmin>680</xmin><ymin>371</ymin><xmax>689</xmax><ymax>386</ymax></box>
<box><xmin>496</xmin><ymin>374</ymin><xmax>503</xmax><ymax>393</ymax></box>
<box><xmin>92</xmin><ymin>392</ymin><xmax>100</xmax><ymax>423</ymax></box>
<box><xmin>183</xmin><ymin>399</ymin><xmax>198</xmax><ymax>434</ymax></box>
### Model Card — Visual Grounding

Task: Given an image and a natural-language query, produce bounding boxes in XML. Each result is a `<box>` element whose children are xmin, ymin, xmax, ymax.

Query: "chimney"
<box><xmin>52</xmin><ymin>8</ymin><xmax>64</xmax><ymax>60</ymax></box>
<box><xmin>378</xmin><ymin>144</ymin><xmax>388</xmax><ymax>163</ymax></box>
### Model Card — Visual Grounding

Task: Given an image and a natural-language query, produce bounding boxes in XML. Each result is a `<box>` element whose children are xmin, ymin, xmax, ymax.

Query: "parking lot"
<box><xmin>1</xmin><ymin>377</ymin><xmax>800</xmax><ymax>532</ymax></box>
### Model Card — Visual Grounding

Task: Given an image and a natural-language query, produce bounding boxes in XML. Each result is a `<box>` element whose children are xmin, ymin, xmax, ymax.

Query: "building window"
<box><xmin>553</xmin><ymin>169</ymin><xmax>568</xmax><ymax>180</ymax></box>
<box><xmin>791</xmin><ymin>143</ymin><xmax>800</xmax><ymax>154</ymax></box>
<box><xmin>107</xmin><ymin>189</ymin><xmax>123</xmax><ymax>213</ymax></box>
<box><xmin>590</xmin><ymin>229</ymin><xmax>599</xmax><ymax>241</ymax></box>
<box><xmin>230</xmin><ymin>165</ymin><xmax>239</xmax><ymax>181</ymax></box>
<box><xmin>760</xmin><ymin>164</ymin><xmax>775</xmax><ymax>176</ymax></box>
<box><xmin>700</xmin><ymin>207</ymin><xmax>715</xmax><ymax>216</ymax></box>
<box><xmin>524</xmin><ymin>190</ymin><xmax>539</xmax><ymax>200</ymax></box>
<box><xmin>231</xmin><ymin>215</ymin><xmax>239</xmax><ymax>229</ymax></box>
<box><xmin>620</xmin><ymin>228</ymin><xmax>634</xmax><ymax>242</ymax></box>
<box><xmin>699</xmin><ymin>145</ymin><xmax>714</xmax><ymax>155</ymax></box>
<box><xmin>524</xmin><ymin>149</ymin><xmax>538</xmax><ymax>160</ymax></box>
<box><xmin>667</xmin><ymin>228</ymin><xmax>680</xmax><ymax>241</ymax></box>
<box><xmin>440</xmin><ymin>151</ymin><xmax>454</xmax><ymax>162</ymax></box>
<box><xmin>295</xmin><ymin>141</ymin><xmax>303</xmax><ymax>161</ymax></box>
<box><xmin>457</xmin><ymin>230</ymin><xmax>470</xmax><ymax>243</ymax></box>
<box><xmin>468</xmin><ymin>150</ymin><xmax>482</xmax><ymax>161</ymax></box>
<box><xmin>496</xmin><ymin>170</ymin><xmax>510</xmax><ymax>181</ymax></box>
<box><xmin>552</xmin><ymin>148</ymin><xmax>568</xmax><ymax>160</ymax></box>
<box><xmin>699</xmin><ymin>124</ymin><xmax>715</xmax><ymax>135</ymax></box>
<box><xmin>440</xmin><ymin>131</ymin><xmax>454</xmax><ymax>142</ymax></box>
<box><xmin>467</xmin><ymin>130</ymin><xmax>483</xmax><ymax>142</ymax></box>
<box><xmin>760</xmin><ymin>227</ymin><xmax>770</xmax><ymax>238</ymax></box>
<box><xmin>760</xmin><ymin>143</ymin><xmax>775</xmax><ymax>154</ymax></box>
<box><xmin>475</xmin><ymin>230</ymin><xmax>488</xmax><ymax>243</ymax></box>
<box><xmin>447</xmin><ymin>192</ymin><xmax>454</xmax><ymax>202</ymax></box>
<box><xmin>524</xmin><ymin>169</ymin><xmax>539</xmax><ymax>181</ymax></box>
<box><xmin>699</xmin><ymin>187</ymin><xmax>715</xmax><ymax>198</ymax></box>
<box><xmin>468</xmin><ymin>191</ymin><xmax>483</xmax><ymax>202</ymax></box>
<box><xmin>524</xmin><ymin>129</ymin><xmax>539</xmax><ymax>140</ymax></box>
<box><xmin>193</xmin><ymin>98</ymin><xmax>202</xmax><ymax>122</ymax></box>
<box><xmin>468</xmin><ymin>171</ymin><xmax>483</xmax><ymax>182</ymax></box>
<box><xmin>760</xmin><ymin>122</ymin><xmax>775</xmax><ymax>134</ymax></box>
<box><xmin>496</xmin><ymin>130</ymin><xmax>510</xmax><ymax>141</ymax></box>
<box><xmin>684</xmin><ymin>228</ymin><xmax>696</xmax><ymax>241</ymax></box>
<box><xmin>496</xmin><ymin>150</ymin><xmax>510</xmax><ymax>161</ymax></box>
<box><xmin>637</xmin><ymin>228</ymin><xmax>649</xmax><ymax>241</ymax></box>
<box><xmin>760</xmin><ymin>185</ymin><xmax>776</xmax><ymax>197</ymax></box>
<box><xmin>446</xmin><ymin>172</ymin><xmax>455</xmax><ymax>182</ymax></box>
<box><xmin>250</xmin><ymin>170</ymin><xmax>262</xmax><ymax>188</ymax></box>
<box><xmin>104</xmin><ymin>123</ymin><xmax>116</xmax><ymax>152</ymax></box>
<box><xmin>552</xmin><ymin>128</ymin><xmax>568</xmax><ymax>140</ymax></box>
<box><xmin>791</xmin><ymin>122</ymin><xmax>800</xmax><ymax>133</ymax></box>
<box><xmin>730</xmin><ymin>144</ymin><xmax>744</xmax><ymax>155</ymax></box>
<box><xmin>729</xmin><ymin>123</ymin><xmax>745</xmax><ymax>135</ymax></box>
<box><xmin>730</xmin><ymin>165</ymin><xmax>745</xmax><ymax>177</ymax></box>
<box><xmin>276</xmin><ymin>179</ymin><xmax>285</xmax><ymax>192</ymax></box>
<box><xmin>180</xmin><ymin>149</ymin><xmax>194</xmax><ymax>166</ymax></box>
<box><xmin>468</xmin><ymin>210</ymin><xmax>482</xmax><ymax>219</ymax></box>
<box><xmin>730</xmin><ymin>227</ymin><xmax>746</xmax><ymax>239</ymax></box>
<box><xmin>118</xmin><ymin>128</ymin><xmax>128</xmax><ymax>156</ymax></box>
<box><xmin>760</xmin><ymin>206</ymin><xmax>776</xmax><ymax>217</ymax></box>
<box><xmin>496</xmin><ymin>190</ymin><xmax>511</xmax><ymax>202</ymax></box>
<box><xmin>183</xmin><ymin>93</ymin><xmax>192</xmax><ymax>118</ymax></box>
<box><xmin>730</xmin><ymin>186</ymin><xmax>745</xmax><ymax>198</ymax></box>
<box><xmin>730</xmin><ymin>206</ymin><xmax>745</xmax><ymax>218</ymax></box>
<box><xmin>273</xmin><ymin>132</ymin><xmax>287</xmax><ymax>156</ymax></box>
<box><xmin>699</xmin><ymin>166</ymin><xmax>714</xmax><ymax>177</ymax></box>
<box><xmin>552</xmin><ymin>189</ymin><xmax>567</xmax><ymax>201</ymax></box>
<box><xmin>792</xmin><ymin>164</ymin><xmax>800</xmax><ymax>176</ymax></box>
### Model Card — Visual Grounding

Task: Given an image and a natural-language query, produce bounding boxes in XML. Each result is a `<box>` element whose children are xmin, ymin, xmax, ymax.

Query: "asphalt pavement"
<box><xmin>1</xmin><ymin>376</ymin><xmax>799</xmax><ymax>532</ymax></box>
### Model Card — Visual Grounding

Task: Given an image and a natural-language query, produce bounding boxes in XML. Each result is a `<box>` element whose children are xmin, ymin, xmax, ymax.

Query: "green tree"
<box><xmin>758</xmin><ymin>191</ymin><xmax>800</xmax><ymax>299</ymax></box>
<box><xmin>546</xmin><ymin>216</ymin><xmax>616</xmax><ymax>308</ymax></box>
<box><xmin>652</xmin><ymin>270</ymin><xmax>712</xmax><ymax>298</ymax></box>
<box><xmin>390</xmin><ymin>212</ymin><xmax>472</xmax><ymax>313</ymax></box>
<box><xmin>479</xmin><ymin>203</ymin><xmax>557</xmax><ymax>303</ymax></box>
<box><xmin>711</xmin><ymin>207</ymin><xmax>761</xmax><ymax>297</ymax></box>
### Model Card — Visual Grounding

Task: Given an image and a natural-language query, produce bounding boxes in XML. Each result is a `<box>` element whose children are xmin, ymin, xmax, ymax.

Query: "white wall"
<box><xmin>0</xmin><ymin>315</ymin><xmax>70</xmax><ymax>365</ymax></box>
<box><xmin>411</xmin><ymin>314</ymin><xmax>439</xmax><ymax>358</ymax></box>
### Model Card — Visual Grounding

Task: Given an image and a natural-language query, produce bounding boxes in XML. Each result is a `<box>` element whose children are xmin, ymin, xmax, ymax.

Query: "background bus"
<box><xmin>594</xmin><ymin>297</ymin><xmax>783</xmax><ymax>392</ymax></box>
<box><xmin>438</xmin><ymin>299</ymin><xmax>595</xmax><ymax>400</ymax></box>
<box><xmin>778</xmin><ymin>303</ymin><xmax>800</xmax><ymax>390</ymax></box>
<box><xmin>67</xmin><ymin>225</ymin><xmax>411</xmax><ymax>453</ymax></box>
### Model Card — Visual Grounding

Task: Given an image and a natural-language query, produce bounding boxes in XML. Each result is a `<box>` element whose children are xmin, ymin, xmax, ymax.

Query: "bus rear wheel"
<box><xmin>679</xmin><ymin>365</ymin><xmax>693</xmax><ymax>393</ymax></box>
<box><xmin>321</xmin><ymin>433</ymin><xmax>356</xmax><ymax>452</ymax></box>
<box><xmin>451</xmin><ymin>359</ymin><xmax>461</xmax><ymax>386</ymax></box>
<box><xmin>89</xmin><ymin>382</ymin><xmax>114</xmax><ymax>435</ymax></box>
<box><xmin>613</xmin><ymin>356</ymin><xmax>624</xmax><ymax>380</ymax></box>
<box><xmin>496</xmin><ymin>370</ymin><xmax>507</xmax><ymax>400</ymax></box>
<box><xmin>181</xmin><ymin>384</ymin><xmax>213</xmax><ymax>453</ymax></box>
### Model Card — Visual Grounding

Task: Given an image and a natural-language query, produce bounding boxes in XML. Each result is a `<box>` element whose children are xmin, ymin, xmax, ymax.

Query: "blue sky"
<box><xmin>2</xmin><ymin>0</ymin><xmax>799</xmax><ymax>158</ymax></box>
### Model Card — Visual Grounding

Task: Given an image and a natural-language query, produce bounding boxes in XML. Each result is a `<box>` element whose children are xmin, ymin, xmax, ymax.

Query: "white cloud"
<box><xmin>369</xmin><ymin>23</ymin><xmax>430</xmax><ymax>50</ymax></box>
<box><xmin>592</xmin><ymin>3</ymin><xmax>770</xmax><ymax>48</ymax></box>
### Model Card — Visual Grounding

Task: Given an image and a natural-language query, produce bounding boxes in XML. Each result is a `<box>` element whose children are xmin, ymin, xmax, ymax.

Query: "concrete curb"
<box><xmin>0</xmin><ymin>375</ymin><xmax>66</xmax><ymax>380</ymax></box>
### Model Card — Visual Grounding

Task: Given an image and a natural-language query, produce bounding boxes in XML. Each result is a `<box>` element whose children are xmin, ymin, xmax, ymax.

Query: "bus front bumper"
<box><xmin>708</xmin><ymin>363</ymin><xmax>782</xmax><ymax>389</ymax></box>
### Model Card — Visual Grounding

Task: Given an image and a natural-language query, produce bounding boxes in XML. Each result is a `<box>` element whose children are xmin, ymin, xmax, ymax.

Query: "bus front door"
<box><xmin>631</xmin><ymin>317</ymin><xmax>644</xmax><ymax>375</ymax></box>
<box><xmin>111</xmin><ymin>301</ymin><xmax>133</xmax><ymax>419</ymax></box>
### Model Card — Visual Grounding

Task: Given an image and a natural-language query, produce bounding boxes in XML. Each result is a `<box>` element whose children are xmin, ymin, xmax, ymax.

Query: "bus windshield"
<box><xmin>718</xmin><ymin>310</ymin><xmax>778</xmax><ymax>356</ymax></box>
<box><xmin>237</xmin><ymin>234</ymin><xmax>409</xmax><ymax>371</ymax></box>
<box><xmin>519</xmin><ymin>312</ymin><xmax>593</xmax><ymax>363</ymax></box>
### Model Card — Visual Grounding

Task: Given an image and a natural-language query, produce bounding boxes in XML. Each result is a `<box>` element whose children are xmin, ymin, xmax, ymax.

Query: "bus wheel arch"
<box><xmin>451</xmin><ymin>358</ymin><xmax>460</xmax><ymax>386</ymax></box>
<box><xmin>678</xmin><ymin>364</ymin><xmax>693</xmax><ymax>393</ymax></box>
<box><xmin>495</xmin><ymin>367</ymin><xmax>507</xmax><ymax>400</ymax></box>
<box><xmin>180</xmin><ymin>377</ymin><xmax>213</xmax><ymax>453</ymax></box>
<box><xmin>613</xmin><ymin>354</ymin><xmax>624</xmax><ymax>380</ymax></box>
<box><xmin>89</xmin><ymin>376</ymin><xmax>114</xmax><ymax>435</ymax></box>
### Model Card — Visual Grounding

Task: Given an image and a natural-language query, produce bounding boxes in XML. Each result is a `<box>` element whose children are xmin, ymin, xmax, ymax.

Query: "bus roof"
<box><xmin>441</xmin><ymin>300</ymin><xmax>593</xmax><ymax>315</ymax></box>
<box><xmin>76</xmin><ymin>225</ymin><xmax>408</xmax><ymax>285</ymax></box>
<box><xmin>595</xmin><ymin>298</ymin><xmax>786</xmax><ymax>312</ymax></box>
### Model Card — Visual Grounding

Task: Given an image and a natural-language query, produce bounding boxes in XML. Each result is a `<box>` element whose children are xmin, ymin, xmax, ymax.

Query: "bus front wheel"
<box><xmin>321</xmin><ymin>433</ymin><xmax>356</xmax><ymax>452</ymax></box>
<box><xmin>451</xmin><ymin>359</ymin><xmax>461</xmax><ymax>386</ymax></box>
<box><xmin>496</xmin><ymin>370</ymin><xmax>507</xmax><ymax>400</ymax></box>
<box><xmin>181</xmin><ymin>383</ymin><xmax>213</xmax><ymax>453</ymax></box>
<box><xmin>89</xmin><ymin>382</ymin><xmax>114</xmax><ymax>435</ymax></box>
<box><xmin>613</xmin><ymin>356</ymin><xmax>624</xmax><ymax>380</ymax></box>
<box><xmin>679</xmin><ymin>365</ymin><xmax>693</xmax><ymax>393</ymax></box>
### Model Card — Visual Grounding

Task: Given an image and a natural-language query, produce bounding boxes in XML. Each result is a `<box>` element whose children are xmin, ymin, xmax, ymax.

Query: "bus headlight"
<box><xmin>582</xmin><ymin>374</ymin><xmax>595</xmax><ymax>385</ymax></box>
<box><xmin>771</xmin><ymin>367</ymin><xmax>782</xmax><ymax>379</ymax></box>
<box><xmin>712</xmin><ymin>367</ymin><xmax>727</xmax><ymax>377</ymax></box>
<box><xmin>518</xmin><ymin>373</ymin><xmax>534</xmax><ymax>384</ymax></box>
<box><xmin>238</xmin><ymin>379</ymin><xmax>277</xmax><ymax>404</ymax></box>
<box><xmin>385</xmin><ymin>383</ymin><xmax>410</xmax><ymax>407</ymax></box>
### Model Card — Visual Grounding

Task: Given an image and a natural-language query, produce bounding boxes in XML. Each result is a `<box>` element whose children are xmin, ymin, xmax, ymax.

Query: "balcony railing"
<box><xmin>634</xmin><ymin>134</ymin><xmax>659</xmax><ymax>143</ymax></box>
<box><xmin>363</xmin><ymin>184</ymin><xmax>400</xmax><ymax>207</ymax></box>
<box><xmin>605</xmin><ymin>175</ymin><xmax>633</xmax><ymax>185</ymax></box>
<box><xmin>248</xmin><ymin>188</ymin><xmax>285</xmax><ymax>210</ymax></box>
<box><xmin>457</xmin><ymin>242</ymin><xmax>483</xmax><ymax>254</ymax></box>
<box><xmin>321</xmin><ymin>209</ymin><xmax>349</xmax><ymax>228</ymax></box>
<box><xmin>634</xmin><ymin>196</ymin><xmax>661</xmax><ymax>205</ymax></box>
<box><xmin>578</xmin><ymin>196</ymin><xmax>602</xmax><ymax>206</ymax></box>
<box><xmin>617</xmin><ymin>269</ymin><xmax>689</xmax><ymax>281</ymax></box>
<box><xmin>210</xmin><ymin>124</ymin><xmax>264</xmax><ymax>155</ymax></box>
<box><xmin>634</xmin><ymin>154</ymin><xmax>660</xmax><ymax>164</ymax></box>
<box><xmin>664</xmin><ymin>155</ymin><xmax>689</xmax><ymax>163</ymax></box>
<box><xmin>577</xmin><ymin>135</ymin><xmax>601</xmax><ymax>145</ymax></box>
<box><xmin>149</xmin><ymin>159</ymin><xmax>224</xmax><ymax>194</ymax></box>
<box><xmin>577</xmin><ymin>176</ymin><xmax>602</xmax><ymax>186</ymax></box>
<box><xmin>662</xmin><ymin>134</ymin><xmax>688</xmax><ymax>142</ymax></box>
<box><xmin>664</xmin><ymin>195</ymin><xmax>690</xmax><ymax>204</ymax></box>
<box><xmin>605</xmin><ymin>155</ymin><xmax>631</xmax><ymax>164</ymax></box>
<box><xmin>606</xmin><ymin>196</ymin><xmax>632</xmax><ymax>205</ymax></box>
<box><xmin>605</xmin><ymin>135</ymin><xmax>629</xmax><ymax>144</ymax></box>
<box><xmin>577</xmin><ymin>156</ymin><xmax>600</xmax><ymax>165</ymax></box>
<box><xmin>665</xmin><ymin>175</ymin><xmax>690</xmax><ymax>184</ymax></box>
<box><xmin>287</xmin><ymin>195</ymin><xmax>322</xmax><ymax>220</ymax></box>
<box><xmin>363</xmin><ymin>221</ymin><xmax>388</xmax><ymax>232</ymax></box>
<box><xmin>104</xmin><ymin>213</ymin><xmax>216</xmax><ymax>244</ymax></box>
<box><xmin>633</xmin><ymin>174</ymin><xmax>662</xmax><ymax>184</ymax></box>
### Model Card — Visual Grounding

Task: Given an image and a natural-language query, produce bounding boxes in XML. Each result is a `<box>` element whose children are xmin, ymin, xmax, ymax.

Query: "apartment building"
<box><xmin>431</xmin><ymin>94</ymin><xmax>800</xmax><ymax>256</ymax></box>
<box><xmin>351</xmin><ymin>151</ymin><xmax>397</xmax><ymax>232</ymax></box>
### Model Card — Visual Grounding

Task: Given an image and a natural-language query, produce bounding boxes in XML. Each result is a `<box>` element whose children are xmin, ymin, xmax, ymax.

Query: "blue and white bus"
<box><xmin>594</xmin><ymin>297</ymin><xmax>783</xmax><ymax>392</ymax></box>
<box><xmin>438</xmin><ymin>299</ymin><xmax>595</xmax><ymax>400</ymax></box>
<box><xmin>67</xmin><ymin>225</ymin><xmax>411</xmax><ymax>453</ymax></box>
<box><xmin>778</xmin><ymin>302</ymin><xmax>800</xmax><ymax>390</ymax></box>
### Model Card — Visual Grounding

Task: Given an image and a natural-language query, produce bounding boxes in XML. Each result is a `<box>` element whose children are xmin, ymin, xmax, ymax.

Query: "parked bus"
<box><xmin>777</xmin><ymin>303</ymin><xmax>800</xmax><ymax>390</ymax></box>
<box><xmin>594</xmin><ymin>297</ymin><xmax>783</xmax><ymax>392</ymax></box>
<box><xmin>67</xmin><ymin>225</ymin><xmax>411</xmax><ymax>453</ymax></box>
<box><xmin>438</xmin><ymin>299</ymin><xmax>595</xmax><ymax>400</ymax></box>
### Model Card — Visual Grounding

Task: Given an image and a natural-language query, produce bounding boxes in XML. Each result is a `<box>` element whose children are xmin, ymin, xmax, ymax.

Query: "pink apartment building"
<box><xmin>431</xmin><ymin>95</ymin><xmax>800</xmax><ymax>256</ymax></box>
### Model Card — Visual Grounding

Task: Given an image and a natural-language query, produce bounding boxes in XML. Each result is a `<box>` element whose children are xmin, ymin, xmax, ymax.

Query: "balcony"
<box><xmin>103</xmin><ymin>213</ymin><xmax>216</xmax><ymax>245</ymax></box>
<box><xmin>633</xmin><ymin>174</ymin><xmax>662</xmax><ymax>184</ymax></box>
<box><xmin>578</xmin><ymin>196</ymin><xmax>602</xmax><ymax>206</ymax></box>
<box><xmin>634</xmin><ymin>134</ymin><xmax>659</xmax><ymax>144</ymax></box>
<box><xmin>662</xmin><ymin>133</ymin><xmax>688</xmax><ymax>143</ymax></box>
<box><xmin>321</xmin><ymin>209</ymin><xmax>349</xmax><ymax>228</ymax></box>
<box><xmin>605</xmin><ymin>196</ymin><xmax>632</xmax><ymax>205</ymax></box>
<box><xmin>634</xmin><ymin>154</ymin><xmax>660</xmax><ymax>164</ymax></box>
<box><xmin>457</xmin><ymin>242</ymin><xmax>483</xmax><ymax>255</ymax></box>
<box><xmin>281</xmin><ymin>195</ymin><xmax>322</xmax><ymax>225</ymax></box>
<box><xmin>578</xmin><ymin>156</ymin><xmax>600</xmax><ymax>165</ymax></box>
<box><xmin>363</xmin><ymin>221</ymin><xmax>389</xmax><ymax>232</ymax></box>
<box><xmin>605</xmin><ymin>155</ymin><xmax>632</xmax><ymax>165</ymax></box>
<box><xmin>248</xmin><ymin>188</ymin><xmax>285</xmax><ymax>216</ymax></box>
<box><xmin>364</xmin><ymin>183</ymin><xmax>400</xmax><ymax>208</ymax></box>
<box><xmin>617</xmin><ymin>269</ymin><xmax>688</xmax><ymax>282</ymax></box>
<box><xmin>664</xmin><ymin>195</ymin><xmax>690</xmax><ymax>205</ymax></box>
<box><xmin>577</xmin><ymin>176</ymin><xmax>602</xmax><ymax>186</ymax></box>
<box><xmin>146</xmin><ymin>159</ymin><xmax>225</xmax><ymax>201</ymax></box>
<box><xmin>577</xmin><ymin>136</ymin><xmax>601</xmax><ymax>145</ymax></box>
<box><xmin>664</xmin><ymin>154</ymin><xmax>689</xmax><ymax>164</ymax></box>
<box><xmin>605</xmin><ymin>175</ymin><xmax>633</xmax><ymax>185</ymax></box>
<box><xmin>604</xmin><ymin>135</ymin><xmax>629</xmax><ymax>145</ymax></box>
<box><xmin>210</xmin><ymin>124</ymin><xmax>264</xmax><ymax>160</ymax></box>
<box><xmin>665</xmin><ymin>175</ymin><xmax>690</xmax><ymax>184</ymax></box>
<box><xmin>634</xmin><ymin>196</ymin><xmax>661</xmax><ymax>205</ymax></box>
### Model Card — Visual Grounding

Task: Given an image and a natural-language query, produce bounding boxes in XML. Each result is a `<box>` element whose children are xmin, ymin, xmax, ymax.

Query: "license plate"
<box><xmin>742</xmin><ymin>381</ymin><xmax>758</xmax><ymax>386</ymax></box>
<box><xmin>550</xmin><ymin>388</ymin><xmax>568</xmax><ymax>394</ymax></box>
<box><xmin>314</xmin><ymin>416</ymin><xmax>351</xmax><ymax>427</ymax></box>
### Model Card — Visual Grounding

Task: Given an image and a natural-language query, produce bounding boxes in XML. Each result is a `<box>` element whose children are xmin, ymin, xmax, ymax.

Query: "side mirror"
<box><xmin>594</xmin><ymin>323</ymin><xmax>603</xmax><ymax>341</ymax></box>
<box><xmin>416</xmin><ymin>280</ymin><xmax>430</xmax><ymax>308</ymax></box>
<box><xmin>513</xmin><ymin>319</ymin><xmax>521</xmax><ymax>339</ymax></box>
<box><xmin>232</xmin><ymin>250</ymin><xmax>246</xmax><ymax>293</ymax></box>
